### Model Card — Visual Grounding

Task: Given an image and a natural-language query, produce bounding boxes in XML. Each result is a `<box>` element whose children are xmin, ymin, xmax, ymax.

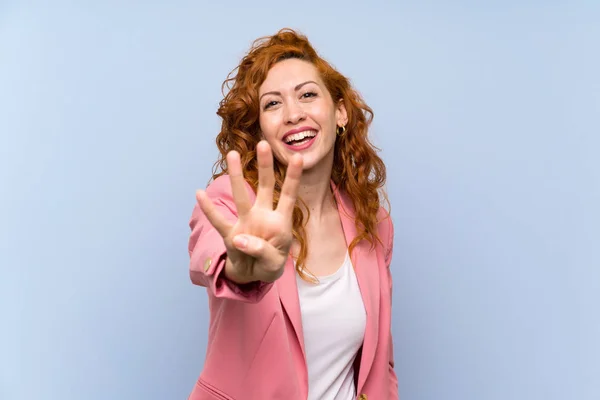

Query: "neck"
<box><xmin>296</xmin><ymin>162</ymin><xmax>336</xmax><ymax>223</ymax></box>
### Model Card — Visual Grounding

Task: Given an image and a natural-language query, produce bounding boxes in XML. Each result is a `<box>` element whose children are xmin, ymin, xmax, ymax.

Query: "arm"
<box><xmin>385</xmin><ymin>216</ymin><xmax>399</xmax><ymax>399</ymax></box>
<box><xmin>187</xmin><ymin>176</ymin><xmax>273</xmax><ymax>303</ymax></box>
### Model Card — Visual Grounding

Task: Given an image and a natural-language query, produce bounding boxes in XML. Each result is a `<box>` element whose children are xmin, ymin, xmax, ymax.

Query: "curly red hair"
<box><xmin>211</xmin><ymin>28</ymin><xmax>389</xmax><ymax>281</ymax></box>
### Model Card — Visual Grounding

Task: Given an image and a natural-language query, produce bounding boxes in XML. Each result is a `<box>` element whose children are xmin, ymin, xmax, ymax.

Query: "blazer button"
<box><xmin>203</xmin><ymin>257</ymin><xmax>212</xmax><ymax>272</ymax></box>
<box><xmin>358</xmin><ymin>394</ymin><xmax>367</xmax><ymax>400</ymax></box>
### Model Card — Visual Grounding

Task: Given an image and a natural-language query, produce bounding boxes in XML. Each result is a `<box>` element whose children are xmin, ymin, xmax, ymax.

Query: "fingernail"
<box><xmin>234</xmin><ymin>235</ymin><xmax>248</xmax><ymax>248</ymax></box>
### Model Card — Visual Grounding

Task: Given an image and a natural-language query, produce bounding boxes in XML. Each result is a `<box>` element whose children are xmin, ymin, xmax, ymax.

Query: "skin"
<box><xmin>197</xmin><ymin>58</ymin><xmax>349</xmax><ymax>283</ymax></box>
<box><xmin>257</xmin><ymin>58</ymin><xmax>347</xmax><ymax>177</ymax></box>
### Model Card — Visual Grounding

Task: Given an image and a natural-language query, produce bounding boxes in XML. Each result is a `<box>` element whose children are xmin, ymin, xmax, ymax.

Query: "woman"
<box><xmin>188</xmin><ymin>28</ymin><xmax>398</xmax><ymax>400</ymax></box>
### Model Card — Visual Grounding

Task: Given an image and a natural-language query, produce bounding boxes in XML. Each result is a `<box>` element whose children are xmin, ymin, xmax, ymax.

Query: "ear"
<box><xmin>335</xmin><ymin>99</ymin><xmax>348</xmax><ymax>127</ymax></box>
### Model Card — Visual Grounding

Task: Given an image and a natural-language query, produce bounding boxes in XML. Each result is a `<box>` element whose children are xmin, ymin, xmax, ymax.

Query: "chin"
<box><xmin>299</xmin><ymin>151</ymin><xmax>333</xmax><ymax>173</ymax></box>
<box><xmin>299</xmin><ymin>158</ymin><xmax>317</xmax><ymax>171</ymax></box>
<box><xmin>275</xmin><ymin>144</ymin><xmax>333</xmax><ymax>172</ymax></box>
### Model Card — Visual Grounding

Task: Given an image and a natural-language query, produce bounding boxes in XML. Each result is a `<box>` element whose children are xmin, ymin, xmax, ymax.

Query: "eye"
<box><xmin>264</xmin><ymin>100</ymin><xmax>279</xmax><ymax>110</ymax></box>
<box><xmin>301</xmin><ymin>91</ymin><xmax>317</xmax><ymax>99</ymax></box>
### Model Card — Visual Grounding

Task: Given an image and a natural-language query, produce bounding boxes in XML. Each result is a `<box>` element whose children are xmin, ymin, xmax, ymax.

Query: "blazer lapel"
<box><xmin>332</xmin><ymin>182</ymin><xmax>381</xmax><ymax>391</ymax></box>
<box><xmin>277</xmin><ymin>256</ymin><xmax>305</xmax><ymax>357</ymax></box>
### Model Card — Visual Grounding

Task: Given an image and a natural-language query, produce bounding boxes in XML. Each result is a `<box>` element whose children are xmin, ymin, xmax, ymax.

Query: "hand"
<box><xmin>196</xmin><ymin>140</ymin><xmax>303</xmax><ymax>284</ymax></box>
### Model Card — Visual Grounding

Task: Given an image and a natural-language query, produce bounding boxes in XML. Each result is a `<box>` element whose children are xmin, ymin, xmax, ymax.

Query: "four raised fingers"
<box><xmin>198</xmin><ymin>143</ymin><xmax>303</xmax><ymax>240</ymax></box>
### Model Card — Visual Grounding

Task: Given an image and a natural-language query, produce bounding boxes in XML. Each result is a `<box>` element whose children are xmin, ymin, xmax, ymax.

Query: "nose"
<box><xmin>284</xmin><ymin>100</ymin><xmax>306</xmax><ymax>125</ymax></box>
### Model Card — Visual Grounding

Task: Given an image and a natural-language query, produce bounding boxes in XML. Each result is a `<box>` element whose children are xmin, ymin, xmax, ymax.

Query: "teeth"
<box><xmin>284</xmin><ymin>130</ymin><xmax>317</xmax><ymax>143</ymax></box>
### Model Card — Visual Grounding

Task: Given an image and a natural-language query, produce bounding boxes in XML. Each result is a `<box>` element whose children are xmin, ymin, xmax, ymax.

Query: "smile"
<box><xmin>282</xmin><ymin>129</ymin><xmax>318</xmax><ymax>151</ymax></box>
<box><xmin>284</xmin><ymin>129</ymin><xmax>317</xmax><ymax>144</ymax></box>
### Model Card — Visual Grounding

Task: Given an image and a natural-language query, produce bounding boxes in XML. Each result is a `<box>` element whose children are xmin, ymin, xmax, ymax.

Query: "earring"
<box><xmin>336</xmin><ymin>125</ymin><xmax>347</xmax><ymax>137</ymax></box>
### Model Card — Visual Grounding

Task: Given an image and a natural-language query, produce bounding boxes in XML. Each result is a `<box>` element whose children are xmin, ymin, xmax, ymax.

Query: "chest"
<box><xmin>296</xmin><ymin>255</ymin><xmax>366</xmax><ymax>345</ymax></box>
<box><xmin>300</xmin><ymin>215</ymin><xmax>348</xmax><ymax>277</ymax></box>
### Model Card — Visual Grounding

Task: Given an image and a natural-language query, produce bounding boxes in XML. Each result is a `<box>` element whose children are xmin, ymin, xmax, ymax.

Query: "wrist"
<box><xmin>224</xmin><ymin>257</ymin><xmax>254</xmax><ymax>285</ymax></box>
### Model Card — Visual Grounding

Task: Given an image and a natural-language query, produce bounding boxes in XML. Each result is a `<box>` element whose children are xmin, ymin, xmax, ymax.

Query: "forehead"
<box><xmin>259</xmin><ymin>58</ymin><xmax>322</xmax><ymax>93</ymax></box>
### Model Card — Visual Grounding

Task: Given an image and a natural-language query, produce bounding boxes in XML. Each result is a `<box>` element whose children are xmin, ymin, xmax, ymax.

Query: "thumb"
<box><xmin>232</xmin><ymin>234</ymin><xmax>280</xmax><ymax>261</ymax></box>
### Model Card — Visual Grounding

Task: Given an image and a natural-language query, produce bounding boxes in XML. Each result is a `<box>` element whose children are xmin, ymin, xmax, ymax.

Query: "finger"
<box><xmin>232</xmin><ymin>234</ymin><xmax>284</xmax><ymax>270</ymax></box>
<box><xmin>196</xmin><ymin>189</ymin><xmax>233</xmax><ymax>237</ymax></box>
<box><xmin>276</xmin><ymin>153</ymin><xmax>303</xmax><ymax>217</ymax></box>
<box><xmin>255</xmin><ymin>141</ymin><xmax>275</xmax><ymax>209</ymax></box>
<box><xmin>227</xmin><ymin>150</ymin><xmax>252</xmax><ymax>217</ymax></box>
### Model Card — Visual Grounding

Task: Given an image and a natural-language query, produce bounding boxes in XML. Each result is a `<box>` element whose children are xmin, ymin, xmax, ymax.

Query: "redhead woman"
<box><xmin>188</xmin><ymin>28</ymin><xmax>398</xmax><ymax>400</ymax></box>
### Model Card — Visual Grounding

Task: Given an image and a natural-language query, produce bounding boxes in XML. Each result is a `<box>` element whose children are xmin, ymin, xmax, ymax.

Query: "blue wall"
<box><xmin>1</xmin><ymin>1</ymin><xmax>598</xmax><ymax>399</ymax></box>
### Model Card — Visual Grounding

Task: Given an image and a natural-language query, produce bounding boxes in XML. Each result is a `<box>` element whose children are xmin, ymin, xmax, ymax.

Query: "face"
<box><xmin>257</xmin><ymin>58</ymin><xmax>347</xmax><ymax>173</ymax></box>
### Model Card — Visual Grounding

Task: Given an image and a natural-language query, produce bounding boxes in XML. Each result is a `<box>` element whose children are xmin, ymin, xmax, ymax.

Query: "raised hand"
<box><xmin>196</xmin><ymin>140</ymin><xmax>303</xmax><ymax>284</ymax></box>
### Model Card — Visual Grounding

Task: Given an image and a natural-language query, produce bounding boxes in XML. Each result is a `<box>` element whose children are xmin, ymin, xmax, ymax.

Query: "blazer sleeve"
<box><xmin>187</xmin><ymin>175</ymin><xmax>274</xmax><ymax>303</ymax></box>
<box><xmin>385</xmin><ymin>215</ymin><xmax>400</xmax><ymax>399</ymax></box>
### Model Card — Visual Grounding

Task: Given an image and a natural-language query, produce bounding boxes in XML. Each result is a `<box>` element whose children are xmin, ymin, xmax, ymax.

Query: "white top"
<box><xmin>296</xmin><ymin>252</ymin><xmax>367</xmax><ymax>400</ymax></box>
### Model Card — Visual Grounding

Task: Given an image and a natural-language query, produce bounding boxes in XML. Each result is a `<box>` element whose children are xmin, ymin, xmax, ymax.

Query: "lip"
<box><xmin>282</xmin><ymin>126</ymin><xmax>318</xmax><ymax>142</ymax></box>
<box><xmin>283</xmin><ymin>131</ymin><xmax>318</xmax><ymax>151</ymax></box>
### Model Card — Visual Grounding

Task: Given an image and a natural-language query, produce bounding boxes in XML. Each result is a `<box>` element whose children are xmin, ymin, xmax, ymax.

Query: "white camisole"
<box><xmin>296</xmin><ymin>251</ymin><xmax>367</xmax><ymax>400</ymax></box>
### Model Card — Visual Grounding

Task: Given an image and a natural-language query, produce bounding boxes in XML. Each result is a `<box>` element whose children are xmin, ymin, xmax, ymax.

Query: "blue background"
<box><xmin>1</xmin><ymin>1</ymin><xmax>598</xmax><ymax>399</ymax></box>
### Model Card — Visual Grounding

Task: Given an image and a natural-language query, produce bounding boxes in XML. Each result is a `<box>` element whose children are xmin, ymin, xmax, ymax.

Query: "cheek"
<box><xmin>311</xmin><ymin>104</ymin><xmax>336</xmax><ymax>130</ymax></box>
<box><xmin>258</xmin><ymin>116</ymin><xmax>277</xmax><ymax>141</ymax></box>
<box><xmin>258</xmin><ymin>115</ymin><xmax>290</xmax><ymax>163</ymax></box>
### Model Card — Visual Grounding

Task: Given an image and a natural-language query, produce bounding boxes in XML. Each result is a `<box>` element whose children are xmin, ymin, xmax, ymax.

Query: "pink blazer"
<box><xmin>187</xmin><ymin>175</ymin><xmax>399</xmax><ymax>400</ymax></box>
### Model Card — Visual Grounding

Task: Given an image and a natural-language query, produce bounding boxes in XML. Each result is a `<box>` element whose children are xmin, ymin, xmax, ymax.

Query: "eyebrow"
<box><xmin>259</xmin><ymin>80</ymin><xmax>319</xmax><ymax>101</ymax></box>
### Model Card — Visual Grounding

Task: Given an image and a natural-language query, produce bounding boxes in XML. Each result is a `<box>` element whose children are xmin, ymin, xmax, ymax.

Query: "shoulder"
<box><xmin>337</xmin><ymin>187</ymin><xmax>394</xmax><ymax>258</ymax></box>
<box><xmin>204</xmin><ymin>174</ymin><xmax>256</xmax><ymax>201</ymax></box>
<box><xmin>205</xmin><ymin>174</ymin><xmax>233</xmax><ymax>197</ymax></box>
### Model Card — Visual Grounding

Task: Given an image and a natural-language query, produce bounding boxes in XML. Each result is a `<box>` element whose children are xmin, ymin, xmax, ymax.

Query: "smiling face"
<box><xmin>258</xmin><ymin>58</ymin><xmax>347</xmax><ymax>174</ymax></box>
